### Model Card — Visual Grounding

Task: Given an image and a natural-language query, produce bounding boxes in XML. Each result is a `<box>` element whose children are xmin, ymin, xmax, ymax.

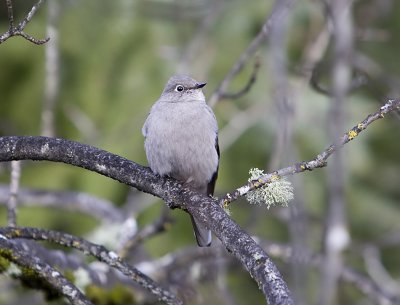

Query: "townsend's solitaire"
<box><xmin>142</xmin><ymin>75</ymin><xmax>219</xmax><ymax>247</ymax></box>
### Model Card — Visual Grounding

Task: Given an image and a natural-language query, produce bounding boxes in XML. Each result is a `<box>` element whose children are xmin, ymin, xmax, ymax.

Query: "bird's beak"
<box><xmin>195</xmin><ymin>82</ymin><xmax>207</xmax><ymax>89</ymax></box>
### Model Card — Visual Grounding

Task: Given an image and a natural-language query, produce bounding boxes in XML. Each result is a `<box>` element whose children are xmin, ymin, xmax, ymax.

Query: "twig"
<box><xmin>0</xmin><ymin>226</ymin><xmax>183</xmax><ymax>305</ymax></box>
<box><xmin>0</xmin><ymin>184</ymin><xmax>124</xmax><ymax>223</ymax></box>
<box><xmin>341</xmin><ymin>267</ymin><xmax>398</xmax><ymax>305</ymax></box>
<box><xmin>208</xmin><ymin>0</ymin><xmax>294</xmax><ymax>107</ymax></box>
<box><xmin>220</xmin><ymin>57</ymin><xmax>261</xmax><ymax>100</ymax></box>
<box><xmin>7</xmin><ymin>161</ymin><xmax>20</xmax><ymax>226</ymax></box>
<box><xmin>222</xmin><ymin>98</ymin><xmax>400</xmax><ymax>205</ymax></box>
<box><xmin>363</xmin><ymin>246</ymin><xmax>400</xmax><ymax>297</ymax></box>
<box><xmin>41</xmin><ymin>0</ymin><xmax>60</xmax><ymax>136</ymax></box>
<box><xmin>218</xmin><ymin>101</ymin><xmax>265</xmax><ymax>150</ymax></box>
<box><xmin>177</xmin><ymin>0</ymin><xmax>223</xmax><ymax>74</ymax></box>
<box><xmin>0</xmin><ymin>235</ymin><xmax>93</xmax><ymax>305</ymax></box>
<box><xmin>258</xmin><ymin>240</ymin><xmax>398</xmax><ymax>305</ymax></box>
<box><xmin>309</xmin><ymin>66</ymin><xmax>368</xmax><ymax>96</ymax></box>
<box><xmin>118</xmin><ymin>207</ymin><xmax>173</xmax><ymax>258</ymax></box>
<box><xmin>6</xmin><ymin>0</ymin><xmax>15</xmax><ymax>28</ymax></box>
<box><xmin>0</xmin><ymin>0</ymin><xmax>49</xmax><ymax>45</ymax></box>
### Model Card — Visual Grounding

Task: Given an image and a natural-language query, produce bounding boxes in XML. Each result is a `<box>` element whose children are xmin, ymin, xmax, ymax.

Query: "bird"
<box><xmin>142</xmin><ymin>75</ymin><xmax>219</xmax><ymax>247</ymax></box>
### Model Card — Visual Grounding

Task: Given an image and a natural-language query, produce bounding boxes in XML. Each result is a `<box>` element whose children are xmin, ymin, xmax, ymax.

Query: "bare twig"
<box><xmin>218</xmin><ymin>101</ymin><xmax>266</xmax><ymax>150</ymax></box>
<box><xmin>63</xmin><ymin>104</ymin><xmax>100</xmax><ymax>142</ymax></box>
<box><xmin>139</xmin><ymin>239</ymin><xmax>397</xmax><ymax>304</ymax></box>
<box><xmin>363</xmin><ymin>246</ymin><xmax>400</xmax><ymax>297</ymax></box>
<box><xmin>0</xmin><ymin>0</ymin><xmax>49</xmax><ymax>45</ymax></box>
<box><xmin>258</xmin><ymin>240</ymin><xmax>398</xmax><ymax>305</ymax></box>
<box><xmin>118</xmin><ymin>207</ymin><xmax>173</xmax><ymax>258</ymax></box>
<box><xmin>5</xmin><ymin>0</ymin><xmax>15</xmax><ymax>28</ymax></box>
<box><xmin>7</xmin><ymin>161</ymin><xmax>20</xmax><ymax>226</ymax></box>
<box><xmin>0</xmin><ymin>184</ymin><xmax>124</xmax><ymax>223</ymax></box>
<box><xmin>341</xmin><ymin>267</ymin><xmax>397</xmax><ymax>305</ymax></box>
<box><xmin>177</xmin><ymin>0</ymin><xmax>223</xmax><ymax>74</ymax></box>
<box><xmin>222</xmin><ymin>98</ymin><xmax>400</xmax><ymax>205</ymax></box>
<box><xmin>41</xmin><ymin>0</ymin><xmax>60</xmax><ymax>137</ymax></box>
<box><xmin>0</xmin><ymin>226</ymin><xmax>183</xmax><ymax>305</ymax></box>
<box><xmin>208</xmin><ymin>0</ymin><xmax>294</xmax><ymax>107</ymax></box>
<box><xmin>309</xmin><ymin>66</ymin><xmax>368</xmax><ymax>96</ymax></box>
<box><xmin>220</xmin><ymin>57</ymin><xmax>261</xmax><ymax>100</ymax></box>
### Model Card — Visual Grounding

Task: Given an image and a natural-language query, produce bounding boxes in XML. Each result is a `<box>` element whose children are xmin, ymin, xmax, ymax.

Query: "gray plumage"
<box><xmin>142</xmin><ymin>75</ymin><xmax>219</xmax><ymax>247</ymax></box>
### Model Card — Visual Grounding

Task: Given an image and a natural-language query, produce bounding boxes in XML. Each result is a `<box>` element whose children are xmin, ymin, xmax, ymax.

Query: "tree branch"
<box><xmin>220</xmin><ymin>57</ymin><xmax>261</xmax><ymax>100</ymax></box>
<box><xmin>0</xmin><ymin>136</ymin><xmax>294</xmax><ymax>305</ymax></box>
<box><xmin>0</xmin><ymin>184</ymin><xmax>124</xmax><ymax>223</ymax></box>
<box><xmin>0</xmin><ymin>235</ymin><xmax>93</xmax><ymax>305</ymax></box>
<box><xmin>0</xmin><ymin>0</ymin><xmax>49</xmax><ymax>45</ymax></box>
<box><xmin>208</xmin><ymin>0</ymin><xmax>294</xmax><ymax>107</ymax></box>
<box><xmin>118</xmin><ymin>207</ymin><xmax>172</xmax><ymax>257</ymax></box>
<box><xmin>0</xmin><ymin>226</ymin><xmax>183</xmax><ymax>305</ymax></box>
<box><xmin>7</xmin><ymin>160</ymin><xmax>20</xmax><ymax>226</ymax></box>
<box><xmin>222</xmin><ymin>98</ymin><xmax>400</xmax><ymax>205</ymax></box>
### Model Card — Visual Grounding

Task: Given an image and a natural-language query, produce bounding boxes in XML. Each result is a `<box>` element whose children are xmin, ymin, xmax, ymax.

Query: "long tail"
<box><xmin>190</xmin><ymin>215</ymin><xmax>212</xmax><ymax>247</ymax></box>
<box><xmin>190</xmin><ymin>139</ymin><xmax>219</xmax><ymax>247</ymax></box>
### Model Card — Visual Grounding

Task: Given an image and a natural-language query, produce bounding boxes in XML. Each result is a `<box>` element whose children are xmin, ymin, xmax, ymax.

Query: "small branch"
<box><xmin>0</xmin><ymin>184</ymin><xmax>124</xmax><ymax>223</ymax></box>
<box><xmin>0</xmin><ymin>236</ymin><xmax>93</xmax><ymax>305</ymax></box>
<box><xmin>0</xmin><ymin>0</ymin><xmax>49</xmax><ymax>45</ymax></box>
<box><xmin>6</xmin><ymin>0</ymin><xmax>15</xmax><ymax>28</ymax></box>
<box><xmin>219</xmin><ymin>101</ymin><xmax>266</xmax><ymax>151</ymax></box>
<box><xmin>222</xmin><ymin>98</ymin><xmax>400</xmax><ymax>205</ymax></box>
<box><xmin>208</xmin><ymin>0</ymin><xmax>294</xmax><ymax>107</ymax></box>
<box><xmin>310</xmin><ymin>66</ymin><xmax>368</xmax><ymax>96</ymax></box>
<box><xmin>7</xmin><ymin>161</ymin><xmax>21</xmax><ymax>226</ymax></box>
<box><xmin>363</xmin><ymin>246</ymin><xmax>400</xmax><ymax>297</ymax></box>
<box><xmin>42</xmin><ymin>0</ymin><xmax>60</xmax><ymax>137</ymax></box>
<box><xmin>220</xmin><ymin>57</ymin><xmax>261</xmax><ymax>100</ymax></box>
<box><xmin>17</xmin><ymin>0</ymin><xmax>45</xmax><ymax>31</ymax></box>
<box><xmin>258</xmin><ymin>240</ymin><xmax>398</xmax><ymax>305</ymax></box>
<box><xmin>118</xmin><ymin>208</ymin><xmax>173</xmax><ymax>258</ymax></box>
<box><xmin>0</xmin><ymin>226</ymin><xmax>183</xmax><ymax>305</ymax></box>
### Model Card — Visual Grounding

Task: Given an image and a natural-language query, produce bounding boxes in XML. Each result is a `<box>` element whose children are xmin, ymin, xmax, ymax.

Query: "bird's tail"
<box><xmin>190</xmin><ymin>215</ymin><xmax>212</xmax><ymax>247</ymax></box>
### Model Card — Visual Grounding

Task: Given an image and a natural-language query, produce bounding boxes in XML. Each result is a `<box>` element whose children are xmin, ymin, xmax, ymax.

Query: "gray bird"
<box><xmin>142</xmin><ymin>75</ymin><xmax>219</xmax><ymax>247</ymax></box>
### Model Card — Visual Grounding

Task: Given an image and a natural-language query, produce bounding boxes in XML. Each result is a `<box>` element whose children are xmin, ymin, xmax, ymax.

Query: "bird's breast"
<box><xmin>144</xmin><ymin>101</ymin><xmax>218</xmax><ymax>188</ymax></box>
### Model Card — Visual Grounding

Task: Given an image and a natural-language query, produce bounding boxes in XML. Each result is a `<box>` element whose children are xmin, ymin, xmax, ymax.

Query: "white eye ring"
<box><xmin>175</xmin><ymin>85</ymin><xmax>184</xmax><ymax>92</ymax></box>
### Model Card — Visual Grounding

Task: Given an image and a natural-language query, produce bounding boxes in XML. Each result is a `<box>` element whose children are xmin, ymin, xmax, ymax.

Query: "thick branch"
<box><xmin>0</xmin><ymin>136</ymin><xmax>294</xmax><ymax>305</ymax></box>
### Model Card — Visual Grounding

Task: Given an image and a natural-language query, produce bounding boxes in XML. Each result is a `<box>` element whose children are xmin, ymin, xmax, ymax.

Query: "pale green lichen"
<box><xmin>245</xmin><ymin>168</ymin><xmax>294</xmax><ymax>209</ymax></box>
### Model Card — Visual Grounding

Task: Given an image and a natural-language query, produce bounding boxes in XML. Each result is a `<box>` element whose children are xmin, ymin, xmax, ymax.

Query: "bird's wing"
<box><xmin>207</xmin><ymin>135</ymin><xmax>220</xmax><ymax>196</ymax></box>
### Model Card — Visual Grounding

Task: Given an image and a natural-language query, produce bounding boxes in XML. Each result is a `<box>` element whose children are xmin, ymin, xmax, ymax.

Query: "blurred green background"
<box><xmin>1</xmin><ymin>0</ymin><xmax>400</xmax><ymax>304</ymax></box>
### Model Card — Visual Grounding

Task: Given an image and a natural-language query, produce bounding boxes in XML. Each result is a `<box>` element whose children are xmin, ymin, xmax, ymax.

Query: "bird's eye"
<box><xmin>175</xmin><ymin>85</ymin><xmax>184</xmax><ymax>92</ymax></box>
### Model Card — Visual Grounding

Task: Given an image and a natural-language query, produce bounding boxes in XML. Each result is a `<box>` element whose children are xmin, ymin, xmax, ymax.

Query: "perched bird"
<box><xmin>142</xmin><ymin>75</ymin><xmax>219</xmax><ymax>247</ymax></box>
